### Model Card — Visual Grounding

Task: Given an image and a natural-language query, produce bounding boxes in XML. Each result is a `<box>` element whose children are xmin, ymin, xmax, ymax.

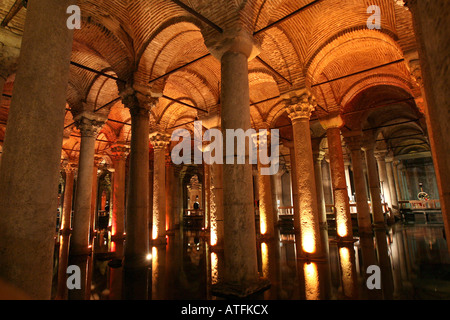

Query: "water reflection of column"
<box><xmin>108</xmin><ymin>239</ymin><xmax>124</xmax><ymax>300</ymax></box>
<box><xmin>55</xmin><ymin>234</ymin><xmax>71</xmax><ymax>300</ymax></box>
<box><xmin>359</xmin><ymin>234</ymin><xmax>382</xmax><ymax>299</ymax></box>
<box><xmin>260</xmin><ymin>240</ymin><xmax>280</xmax><ymax>299</ymax></box>
<box><xmin>151</xmin><ymin>245</ymin><xmax>167</xmax><ymax>300</ymax></box>
<box><xmin>337</xmin><ymin>244</ymin><xmax>358</xmax><ymax>299</ymax></box>
<box><xmin>374</xmin><ymin>229</ymin><xmax>394</xmax><ymax>299</ymax></box>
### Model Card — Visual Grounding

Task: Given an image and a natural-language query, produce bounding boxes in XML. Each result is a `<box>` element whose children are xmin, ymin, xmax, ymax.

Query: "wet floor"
<box><xmin>52</xmin><ymin>220</ymin><xmax>450</xmax><ymax>300</ymax></box>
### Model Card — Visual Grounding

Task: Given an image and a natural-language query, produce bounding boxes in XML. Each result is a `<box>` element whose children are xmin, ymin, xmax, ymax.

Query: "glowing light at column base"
<box><xmin>260</xmin><ymin>214</ymin><xmax>267</xmax><ymax>235</ymax></box>
<box><xmin>152</xmin><ymin>225</ymin><xmax>158</xmax><ymax>240</ymax></box>
<box><xmin>211</xmin><ymin>252</ymin><xmax>218</xmax><ymax>285</ymax></box>
<box><xmin>261</xmin><ymin>242</ymin><xmax>269</xmax><ymax>278</ymax></box>
<box><xmin>302</xmin><ymin>230</ymin><xmax>316</xmax><ymax>254</ymax></box>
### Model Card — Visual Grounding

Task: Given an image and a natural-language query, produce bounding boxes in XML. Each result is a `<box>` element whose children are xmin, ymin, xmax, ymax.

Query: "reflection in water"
<box><xmin>51</xmin><ymin>222</ymin><xmax>450</xmax><ymax>300</ymax></box>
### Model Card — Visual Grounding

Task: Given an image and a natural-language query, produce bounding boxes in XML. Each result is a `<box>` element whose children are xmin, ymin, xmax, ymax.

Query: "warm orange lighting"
<box><xmin>302</xmin><ymin>230</ymin><xmax>316</xmax><ymax>254</ymax></box>
<box><xmin>304</xmin><ymin>262</ymin><xmax>320</xmax><ymax>300</ymax></box>
<box><xmin>260</xmin><ymin>215</ymin><xmax>267</xmax><ymax>235</ymax></box>
<box><xmin>152</xmin><ymin>225</ymin><xmax>158</xmax><ymax>240</ymax></box>
<box><xmin>110</xmin><ymin>241</ymin><xmax>116</xmax><ymax>252</ymax></box>
<box><xmin>261</xmin><ymin>242</ymin><xmax>269</xmax><ymax>278</ymax></box>
<box><xmin>339</xmin><ymin>246</ymin><xmax>355</xmax><ymax>297</ymax></box>
<box><xmin>211</xmin><ymin>252</ymin><xmax>218</xmax><ymax>285</ymax></box>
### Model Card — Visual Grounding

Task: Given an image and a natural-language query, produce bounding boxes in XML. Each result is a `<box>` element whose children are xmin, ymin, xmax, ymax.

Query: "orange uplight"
<box><xmin>302</xmin><ymin>230</ymin><xmax>316</xmax><ymax>254</ymax></box>
<box><xmin>261</xmin><ymin>242</ymin><xmax>269</xmax><ymax>278</ymax></box>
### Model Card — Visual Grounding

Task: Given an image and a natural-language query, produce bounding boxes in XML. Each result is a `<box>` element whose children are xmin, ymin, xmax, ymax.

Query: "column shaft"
<box><xmin>257</xmin><ymin>161</ymin><xmax>275</xmax><ymax>238</ymax></box>
<box><xmin>327</xmin><ymin>127</ymin><xmax>353</xmax><ymax>241</ymax></box>
<box><xmin>363</xmin><ymin>146</ymin><xmax>385</xmax><ymax>226</ymax></box>
<box><xmin>0</xmin><ymin>0</ymin><xmax>75</xmax><ymax>299</ymax></box>
<box><xmin>111</xmin><ymin>146</ymin><xmax>128</xmax><ymax>239</ymax></box>
<box><xmin>61</xmin><ymin>166</ymin><xmax>76</xmax><ymax>232</ymax></box>
<box><xmin>220</xmin><ymin>49</ymin><xmax>259</xmax><ymax>289</ymax></box>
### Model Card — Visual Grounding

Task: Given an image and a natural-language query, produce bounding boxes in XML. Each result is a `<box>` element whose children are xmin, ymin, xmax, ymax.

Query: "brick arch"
<box><xmin>135</xmin><ymin>16</ymin><xmax>206</xmax><ymax>91</ymax></box>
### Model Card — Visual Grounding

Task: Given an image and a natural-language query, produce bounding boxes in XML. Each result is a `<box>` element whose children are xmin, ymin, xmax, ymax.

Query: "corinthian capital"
<box><xmin>283</xmin><ymin>89</ymin><xmax>316</xmax><ymax>121</ymax></box>
<box><xmin>149</xmin><ymin>132</ymin><xmax>170</xmax><ymax>150</ymax></box>
<box><xmin>119</xmin><ymin>83</ymin><xmax>160</xmax><ymax>116</ymax></box>
<box><xmin>74</xmin><ymin>112</ymin><xmax>106</xmax><ymax>138</ymax></box>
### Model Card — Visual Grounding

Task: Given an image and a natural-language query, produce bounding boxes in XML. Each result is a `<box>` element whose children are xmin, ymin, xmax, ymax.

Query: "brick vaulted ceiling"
<box><xmin>0</xmin><ymin>0</ymin><xmax>428</xmax><ymax>164</ymax></box>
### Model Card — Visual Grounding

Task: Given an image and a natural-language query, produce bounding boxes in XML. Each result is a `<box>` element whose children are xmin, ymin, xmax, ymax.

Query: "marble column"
<box><xmin>70</xmin><ymin>113</ymin><xmax>105</xmax><ymax>256</ymax></box>
<box><xmin>284</xmin><ymin>89</ymin><xmax>324</xmax><ymax>259</ymax></box>
<box><xmin>312</xmin><ymin>142</ymin><xmax>327</xmax><ymax>228</ymax></box>
<box><xmin>362</xmin><ymin>139</ymin><xmax>385</xmax><ymax>226</ymax></box>
<box><xmin>90</xmin><ymin>156</ymin><xmax>102</xmax><ymax>242</ymax></box>
<box><xmin>256</xmin><ymin>133</ymin><xmax>275</xmax><ymax>239</ymax></box>
<box><xmin>284</xmin><ymin>141</ymin><xmax>300</xmax><ymax>233</ymax></box>
<box><xmin>385</xmin><ymin>153</ymin><xmax>399</xmax><ymax>214</ymax></box>
<box><xmin>150</xmin><ymin>132</ymin><xmax>170</xmax><ymax>245</ymax></box>
<box><xmin>374</xmin><ymin>150</ymin><xmax>395</xmax><ymax>224</ymax></box>
<box><xmin>320</xmin><ymin>114</ymin><xmax>353</xmax><ymax>242</ymax></box>
<box><xmin>120</xmin><ymin>87</ymin><xmax>156</xmax><ymax>270</ymax></box>
<box><xmin>204</xmin><ymin>28</ymin><xmax>268</xmax><ymax>296</ymax></box>
<box><xmin>111</xmin><ymin>143</ymin><xmax>129</xmax><ymax>239</ymax></box>
<box><xmin>401</xmin><ymin>0</ymin><xmax>450</xmax><ymax>250</ymax></box>
<box><xmin>393</xmin><ymin>160</ymin><xmax>404</xmax><ymax>201</ymax></box>
<box><xmin>0</xmin><ymin>0</ymin><xmax>75</xmax><ymax>299</ymax></box>
<box><xmin>210</xmin><ymin>160</ymin><xmax>224</xmax><ymax>249</ymax></box>
<box><xmin>61</xmin><ymin>161</ymin><xmax>77</xmax><ymax>233</ymax></box>
<box><xmin>344</xmin><ymin>132</ymin><xmax>372</xmax><ymax>234</ymax></box>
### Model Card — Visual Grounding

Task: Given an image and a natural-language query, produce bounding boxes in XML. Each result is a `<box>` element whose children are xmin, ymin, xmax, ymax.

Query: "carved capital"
<box><xmin>62</xmin><ymin>160</ymin><xmax>77</xmax><ymax>174</ymax></box>
<box><xmin>111</xmin><ymin>143</ymin><xmax>130</xmax><ymax>161</ymax></box>
<box><xmin>203</xmin><ymin>27</ymin><xmax>260</xmax><ymax>60</ymax></box>
<box><xmin>74</xmin><ymin>112</ymin><xmax>106</xmax><ymax>138</ymax></box>
<box><xmin>120</xmin><ymin>83</ymin><xmax>160</xmax><ymax>117</ymax></box>
<box><xmin>149</xmin><ymin>132</ymin><xmax>170</xmax><ymax>150</ymax></box>
<box><xmin>374</xmin><ymin>149</ymin><xmax>388</xmax><ymax>161</ymax></box>
<box><xmin>283</xmin><ymin>89</ymin><xmax>316</xmax><ymax>121</ymax></box>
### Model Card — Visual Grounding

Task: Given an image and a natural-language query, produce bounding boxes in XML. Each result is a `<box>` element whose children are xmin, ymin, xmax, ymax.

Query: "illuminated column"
<box><xmin>385</xmin><ymin>153</ymin><xmax>399</xmax><ymax>215</ymax></box>
<box><xmin>204</xmin><ymin>27</ymin><xmax>269</xmax><ymax>296</ymax></box>
<box><xmin>256</xmin><ymin>132</ymin><xmax>275</xmax><ymax>239</ymax></box>
<box><xmin>362</xmin><ymin>139</ymin><xmax>385</xmax><ymax>226</ymax></box>
<box><xmin>344</xmin><ymin>132</ymin><xmax>372</xmax><ymax>234</ymax></box>
<box><xmin>284</xmin><ymin>89</ymin><xmax>324</xmax><ymax>258</ymax></box>
<box><xmin>312</xmin><ymin>142</ymin><xmax>327</xmax><ymax>228</ymax></box>
<box><xmin>320</xmin><ymin>113</ymin><xmax>353</xmax><ymax>242</ymax></box>
<box><xmin>150</xmin><ymin>132</ymin><xmax>170</xmax><ymax>245</ymax></box>
<box><xmin>90</xmin><ymin>156</ymin><xmax>102</xmax><ymax>241</ymax></box>
<box><xmin>284</xmin><ymin>141</ymin><xmax>300</xmax><ymax>233</ymax></box>
<box><xmin>70</xmin><ymin>113</ymin><xmax>105</xmax><ymax>256</ymax></box>
<box><xmin>111</xmin><ymin>143</ymin><xmax>129</xmax><ymax>239</ymax></box>
<box><xmin>61</xmin><ymin>160</ymin><xmax>77</xmax><ymax>233</ymax></box>
<box><xmin>343</xmin><ymin>155</ymin><xmax>353</xmax><ymax>202</ymax></box>
<box><xmin>210</xmin><ymin>158</ymin><xmax>224</xmax><ymax>248</ymax></box>
<box><xmin>0</xmin><ymin>0</ymin><xmax>75</xmax><ymax>299</ymax></box>
<box><xmin>120</xmin><ymin>86</ymin><xmax>157</xmax><ymax>270</ymax></box>
<box><xmin>374</xmin><ymin>150</ymin><xmax>395</xmax><ymax>224</ymax></box>
<box><xmin>68</xmin><ymin>113</ymin><xmax>105</xmax><ymax>300</ymax></box>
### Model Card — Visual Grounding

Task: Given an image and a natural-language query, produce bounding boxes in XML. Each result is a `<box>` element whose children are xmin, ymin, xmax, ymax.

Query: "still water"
<box><xmin>52</xmin><ymin>221</ymin><xmax>450</xmax><ymax>300</ymax></box>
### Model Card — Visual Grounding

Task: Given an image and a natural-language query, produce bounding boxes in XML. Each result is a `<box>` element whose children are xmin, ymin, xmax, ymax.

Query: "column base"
<box><xmin>212</xmin><ymin>278</ymin><xmax>271</xmax><ymax>299</ymax></box>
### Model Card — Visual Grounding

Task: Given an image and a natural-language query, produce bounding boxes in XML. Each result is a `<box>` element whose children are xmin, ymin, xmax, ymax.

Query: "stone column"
<box><xmin>385</xmin><ymin>153</ymin><xmax>399</xmax><ymax>214</ymax></box>
<box><xmin>111</xmin><ymin>143</ymin><xmax>129</xmax><ymax>239</ymax></box>
<box><xmin>120</xmin><ymin>87</ymin><xmax>157</xmax><ymax>270</ymax></box>
<box><xmin>210</xmin><ymin>160</ymin><xmax>224</xmax><ymax>249</ymax></box>
<box><xmin>255</xmin><ymin>132</ymin><xmax>275</xmax><ymax>239</ymax></box>
<box><xmin>374</xmin><ymin>150</ymin><xmax>395</xmax><ymax>224</ymax></box>
<box><xmin>344</xmin><ymin>132</ymin><xmax>372</xmax><ymax>234</ymax></box>
<box><xmin>311</xmin><ymin>141</ymin><xmax>327</xmax><ymax>228</ymax></box>
<box><xmin>362</xmin><ymin>139</ymin><xmax>385</xmax><ymax>226</ymax></box>
<box><xmin>0</xmin><ymin>0</ymin><xmax>75</xmax><ymax>299</ymax></box>
<box><xmin>61</xmin><ymin>160</ymin><xmax>77</xmax><ymax>233</ymax></box>
<box><xmin>90</xmin><ymin>156</ymin><xmax>102</xmax><ymax>242</ymax></box>
<box><xmin>284</xmin><ymin>141</ymin><xmax>300</xmax><ymax>233</ymax></box>
<box><xmin>70</xmin><ymin>113</ymin><xmax>105</xmax><ymax>256</ymax></box>
<box><xmin>343</xmin><ymin>155</ymin><xmax>353</xmax><ymax>202</ymax></box>
<box><xmin>150</xmin><ymin>131</ymin><xmax>170</xmax><ymax>245</ymax></box>
<box><xmin>401</xmin><ymin>0</ymin><xmax>450</xmax><ymax>249</ymax></box>
<box><xmin>320</xmin><ymin>114</ymin><xmax>353</xmax><ymax>242</ymax></box>
<box><xmin>204</xmin><ymin>28</ymin><xmax>268</xmax><ymax>296</ymax></box>
<box><xmin>284</xmin><ymin>89</ymin><xmax>324</xmax><ymax>258</ymax></box>
<box><xmin>393</xmin><ymin>160</ymin><xmax>404</xmax><ymax>201</ymax></box>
